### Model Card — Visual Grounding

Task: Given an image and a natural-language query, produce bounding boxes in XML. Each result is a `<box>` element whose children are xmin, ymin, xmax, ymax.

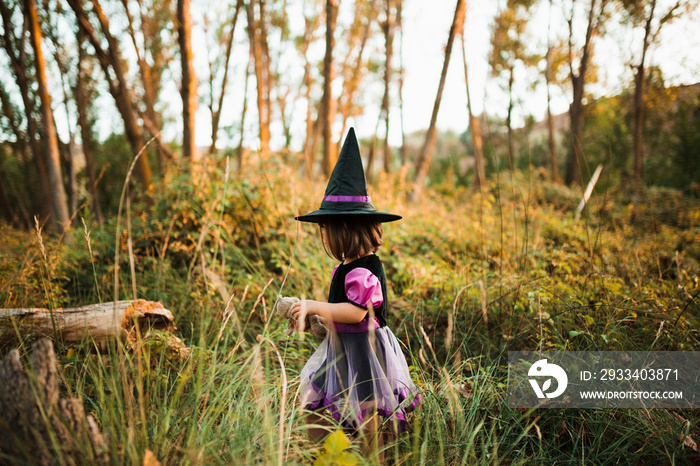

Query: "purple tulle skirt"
<box><xmin>299</xmin><ymin>324</ymin><xmax>421</xmax><ymax>432</ymax></box>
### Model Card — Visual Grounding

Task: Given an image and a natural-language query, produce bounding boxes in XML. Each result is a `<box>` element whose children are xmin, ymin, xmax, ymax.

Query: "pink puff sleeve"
<box><xmin>345</xmin><ymin>268</ymin><xmax>384</xmax><ymax>310</ymax></box>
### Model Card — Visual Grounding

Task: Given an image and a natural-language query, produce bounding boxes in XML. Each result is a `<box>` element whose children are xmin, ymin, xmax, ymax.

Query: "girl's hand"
<box><xmin>290</xmin><ymin>300</ymin><xmax>318</xmax><ymax>324</ymax></box>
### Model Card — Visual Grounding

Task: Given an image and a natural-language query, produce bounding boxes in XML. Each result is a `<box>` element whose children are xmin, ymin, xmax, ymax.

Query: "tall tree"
<box><xmin>461</xmin><ymin>31</ymin><xmax>486</xmax><ymax>190</ymax></box>
<box><xmin>121</xmin><ymin>0</ymin><xmax>175</xmax><ymax>170</ymax></box>
<box><xmin>397</xmin><ymin>0</ymin><xmax>407</xmax><ymax>166</ymax></box>
<box><xmin>488</xmin><ymin>0</ymin><xmax>536</xmax><ymax>171</ymax></box>
<box><xmin>565</xmin><ymin>0</ymin><xmax>609</xmax><ymax>185</ymax></box>
<box><xmin>545</xmin><ymin>0</ymin><xmax>559</xmax><ymax>181</ymax></box>
<box><xmin>68</xmin><ymin>0</ymin><xmax>153</xmax><ymax>189</ymax></box>
<box><xmin>298</xmin><ymin>2</ymin><xmax>323</xmax><ymax>177</ymax></box>
<box><xmin>24</xmin><ymin>0</ymin><xmax>70</xmax><ymax>231</ymax></box>
<box><xmin>620</xmin><ymin>0</ymin><xmax>688</xmax><ymax>180</ymax></box>
<box><xmin>411</xmin><ymin>0</ymin><xmax>465</xmax><ymax>201</ymax></box>
<box><xmin>41</xmin><ymin>0</ymin><xmax>80</xmax><ymax>217</ymax></box>
<box><xmin>380</xmin><ymin>0</ymin><xmax>396</xmax><ymax>174</ymax></box>
<box><xmin>237</xmin><ymin>55</ymin><xmax>251</xmax><ymax>171</ymax></box>
<box><xmin>336</xmin><ymin>0</ymin><xmax>379</xmax><ymax>156</ymax></box>
<box><xmin>206</xmin><ymin>0</ymin><xmax>243</xmax><ymax>154</ymax></box>
<box><xmin>177</xmin><ymin>0</ymin><xmax>199</xmax><ymax>163</ymax></box>
<box><xmin>246</xmin><ymin>0</ymin><xmax>271</xmax><ymax>154</ymax></box>
<box><xmin>75</xmin><ymin>29</ymin><xmax>104</xmax><ymax>224</ymax></box>
<box><xmin>0</xmin><ymin>0</ymin><xmax>52</xmax><ymax>221</ymax></box>
<box><xmin>321</xmin><ymin>0</ymin><xmax>339</xmax><ymax>177</ymax></box>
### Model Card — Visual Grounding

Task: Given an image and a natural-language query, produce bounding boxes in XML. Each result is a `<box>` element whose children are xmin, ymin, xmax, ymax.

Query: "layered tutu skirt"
<box><xmin>299</xmin><ymin>324</ymin><xmax>421</xmax><ymax>432</ymax></box>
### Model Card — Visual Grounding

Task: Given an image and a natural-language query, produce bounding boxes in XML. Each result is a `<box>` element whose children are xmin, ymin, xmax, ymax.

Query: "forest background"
<box><xmin>1</xmin><ymin>0</ymin><xmax>700</xmax><ymax>463</ymax></box>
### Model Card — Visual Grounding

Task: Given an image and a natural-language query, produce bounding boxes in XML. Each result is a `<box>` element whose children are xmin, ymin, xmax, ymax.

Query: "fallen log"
<box><xmin>0</xmin><ymin>338</ymin><xmax>109</xmax><ymax>465</ymax></box>
<box><xmin>0</xmin><ymin>299</ymin><xmax>174</xmax><ymax>345</ymax></box>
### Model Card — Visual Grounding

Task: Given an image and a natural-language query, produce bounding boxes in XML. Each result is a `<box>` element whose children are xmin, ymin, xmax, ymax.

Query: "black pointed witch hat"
<box><xmin>295</xmin><ymin>128</ymin><xmax>402</xmax><ymax>223</ymax></box>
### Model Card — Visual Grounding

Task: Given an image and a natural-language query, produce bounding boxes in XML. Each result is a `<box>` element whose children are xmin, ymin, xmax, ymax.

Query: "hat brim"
<box><xmin>295</xmin><ymin>209</ymin><xmax>402</xmax><ymax>223</ymax></box>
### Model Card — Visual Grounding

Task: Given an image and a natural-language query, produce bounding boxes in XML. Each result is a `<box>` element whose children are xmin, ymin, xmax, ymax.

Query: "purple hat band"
<box><xmin>322</xmin><ymin>195</ymin><xmax>372</xmax><ymax>203</ymax></box>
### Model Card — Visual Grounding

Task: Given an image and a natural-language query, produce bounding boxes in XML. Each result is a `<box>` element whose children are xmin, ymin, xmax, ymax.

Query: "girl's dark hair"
<box><xmin>319</xmin><ymin>217</ymin><xmax>383</xmax><ymax>262</ymax></box>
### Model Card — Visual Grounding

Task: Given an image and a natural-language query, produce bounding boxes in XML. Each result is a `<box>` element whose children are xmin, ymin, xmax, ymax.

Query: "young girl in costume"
<box><xmin>290</xmin><ymin>128</ymin><xmax>420</xmax><ymax>459</ymax></box>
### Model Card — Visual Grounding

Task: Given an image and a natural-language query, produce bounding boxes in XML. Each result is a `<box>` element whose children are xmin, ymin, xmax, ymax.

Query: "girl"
<box><xmin>290</xmin><ymin>128</ymin><xmax>420</xmax><ymax>459</ymax></box>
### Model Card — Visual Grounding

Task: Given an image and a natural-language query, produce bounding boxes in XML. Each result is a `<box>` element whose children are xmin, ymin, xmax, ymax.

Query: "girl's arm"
<box><xmin>289</xmin><ymin>300</ymin><xmax>367</xmax><ymax>324</ymax></box>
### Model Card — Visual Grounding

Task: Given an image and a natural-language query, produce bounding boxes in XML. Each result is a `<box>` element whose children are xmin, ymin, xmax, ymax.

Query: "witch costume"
<box><xmin>296</xmin><ymin>128</ymin><xmax>420</xmax><ymax>432</ymax></box>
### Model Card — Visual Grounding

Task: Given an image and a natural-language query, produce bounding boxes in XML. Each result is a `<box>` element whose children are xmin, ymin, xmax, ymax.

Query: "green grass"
<box><xmin>1</xmin><ymin>153</ymin><xmax>699</xmax><ymax>464</ymax></box>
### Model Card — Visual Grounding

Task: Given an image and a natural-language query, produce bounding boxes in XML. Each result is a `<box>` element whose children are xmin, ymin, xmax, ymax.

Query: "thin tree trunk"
<box><xmin>397</xmin><ymin>0</ymin><xmax>407</xmax><ymax>166</ymax></box>
<box><xmin>565</xmin><ymin>0</ymin><xmax>604</xmax><ymax>185</ymax></box>
<box><xmin>336</xmin><ymin>0</ymin><xmax>379</xmax><ymax>156</ymax></box>
<box><xmin>0</xmin><ymin>4</ymin><xmax>52</xmax><ymax>223</ymax></box>
<box><xmin>246</xmin><ymin>0</ymin><xmax>270</xmax><ymax>154</ymax></box>
<box><xmin>209</xmin><ymin>1</ymin><xmax>242</xmax><ymax>154</ymax></box>
<box><xmin>381</xmin><ymin>0</ymin><xmax>395</xmax><ymax>174</ymax></box>
<box><xmin>567</xmin><ymin>74</ymin><xmax>585</xmax><ymax>185</ymax></box>
<box><xmin>545</xmin><ymin>0</ymin><xmax>559</xmax><ymax>182</ymax></box>
<box><xmin>76</xmin><ymin>30</ymin><xmax>104</xmax><ymax>224</ymax></box>
<box><xmin>506</xmin><ymin>66</ymin><xmax>515</xmax><ymax>170</ymax></box>
<box><xmin>321</xmin><ymin>0</ymin><xmax>339</xmax><ymax>177</ymax></box>
<box><xmin>177</xmin><ymin>0</ymin><xmax>199</xmax><ymax>163</ymax></box>
<box><xmin>259</xmin><ymin>0</ymin><xmax>273</xmax><ymax>148</ymax></box>
<box><xmin>51</xmin><ymin>48</ymin><xmax>79</xmax><ymax>218</ymax></box>
<box><xmin>24</xmin><ymin>0</ymin><xmax>70</xmax><ymax>232</ymax></box>
<box><xmin>69</xmin><ymin>0</ymin><xmax>153</xmax><ymax>189</ymax></box>
<box><xmin>91</xmin><ymin>0</ymin><xmax>153</xmax><ymax>188</ymax></box>
<box><xmin>299</xmin><ymin>12</ymin><xmax>319</xmax><ymax>177</ymax></box>
<box><xmin>367</xmin><ymin>134</ymin><xmax>376</xmax><ymax>183</ymax></box>
<box><xmin>237</xmin><ymin>54</ymin><xmax>252</xmax><ymax>171</ymax></box>
<box><xmin>461</xmin><ymin>31</ymin><xmax>485</xmax><ymax>190</ymax></box>
<box><xmin>121</xmin><ymin>0</ymin><xmax>166</xmax><ymax>171</ymax></box>
<box><xmin>412</xmin><ymin>0</ymin><xmax>465</xmax><ymax>201</ymax></box>
<box><xmin>633</xmin><ymin>0</ymin><xmax>656</xmax><ymax>181</ymax></box>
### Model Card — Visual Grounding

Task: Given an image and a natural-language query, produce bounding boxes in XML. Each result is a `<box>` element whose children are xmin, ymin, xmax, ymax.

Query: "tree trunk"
<box><xmin>545</xmin><ymin>46</ymin><xmax>559</xmax><ymax>182</ymax></box>
<box><xmin>381</xmin><ymin>0</ymin><xmax>395</xmax><ymax>174</ymax></box>
<box><xmin>121</xmin><ymin>0</ymin><xmax>167</xmax><ymax>171</ymax></box>
<box><xmin>75</xmin><ymin>30</ymin><xmax>104</xmax><ymax>224</ymax></box>
<box><xmin>210</xmin><ymin>0</ymin><xmax>243</xmax><ymax>155</ymax></box>
<box><xmin>0</xmin><ymin>5</ymin><xmax>53</xmax><ymax>223</ymax></box>
<box><xmin>567</xmin><ymin>74</ymin><xmax>584</xmax><ymax>185</ymax></box>
<box><xmin>397</xmin><ymin>0</ymin><xmax>407</xmax><ymax>166</ymax></box>
<box><xmin>545</xmin><ymin>1</ymin><xmax>559</xmax><ymax>182</ymax></box>
<box><xmin>336</xmin><ymin>0</ymin><xmax>379</xmax><ymax>156</ymax></box>
<box><xmin>298</xmin><ymin>12</ymin><xmax>320</xmax><ymax>177</ymax></box>
<box><xmin>177</xmin><ymin>0</ymin><xmax>199</xmax><ymax>163</ymax></box>
<box><xmin>237</xmin><ymin>54</ymin><xmax>252</xmax><ymax>171</ymax></box>
<box><xmin>461</xmin><ymin>32</ymin><xmax>485</xmax><ymax>191</ymax></box>
<box><xmin>633</xmin><ymin>0</ymin><xmax>656</xmax><ymax>181</ymax></box>
<box><xmin>0</xmin><ymin>300</ymin><xmax>174</xmax><ymax>345</ymax></box>
<box><xmin>321</xmin><ymin>0</ymin><xmax>339</xmax><ymax>177</ymax></box>
<box><xmin>506</xmin><ymin>66</ymin><xmax>515</xmax><ymax>170</ymax></box>
<box><xmin>565</xmin><ymin>0</ymin><xmax>604</xmax><ymax>185</ymax></box>
<box><xmin>367</xmin><ymin>134</ymin><xmax>376</xmax><ymax>183</ymax></box>
<box><xmin>24</xmin><ymin>0</ymin><xmax>70</xmax><ymax>233</ymax></box>
<box><xmin>258</xmin><ymin>0</ymin><xmax>273</xmax><ymax>148</ymax></box>
<box><xmin>246</xmin><ymin>0</ymin><xmax>270</xmax><ymax>155</ymax></box>
<box><xmin>69</xmin><ymin>0</ymin><xmax>153</xmax><ymax>189</ymax></box>
<box><xmin>412</xmin><ymin>0</ymin><xmax>465</xmax><ymax>201</ymax></box>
